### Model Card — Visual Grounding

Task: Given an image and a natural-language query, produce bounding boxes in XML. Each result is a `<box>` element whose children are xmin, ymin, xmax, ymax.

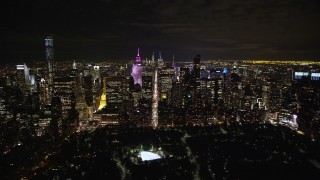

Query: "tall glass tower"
<box><xmin>45</xmin><ymin>33</ymin><xmax>55</xmax><ymax>103</ymax></box>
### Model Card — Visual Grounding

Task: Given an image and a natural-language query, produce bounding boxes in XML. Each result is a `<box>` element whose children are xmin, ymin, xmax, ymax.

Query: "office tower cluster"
<box><xmin>1</xmin><ymin>35</ymin><xmax>320</xmax><ymax>142</ymax></box>
<box><xmin>0</xmin><ymin>34</ymin><xmax>80</xmax><ymax>139</ymax></box>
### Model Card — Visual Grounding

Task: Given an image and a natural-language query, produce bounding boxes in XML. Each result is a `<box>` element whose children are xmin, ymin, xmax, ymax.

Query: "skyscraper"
<box><xmin>98</xmin><ymin>77</ymin><xmax>107</xmax><ymax>110</ymax></box>
<box><xmin>45</xmin><ymin>33</ymin><xmax>55</xmax><ymax>103</ymax></box>
<box><xmin>158</xmin><ymin>67</ymin><xmax>174</xmax><ymax>126</ymax></box>
<box><xmin>105</xmin><ymin>76</ymin><xmax>125</xmax><ymax>108</ymax></box>
<box><xmin>193</xmin><ymin>54</ymin><xmax>201</xmax><ymax>79</ymax></box>
<box><xmin>131</xmin><ymin>48</ymin><xmax>143</xmax><ymax>87</ymax></box>
<box><xmin>172</xmin><ymin>53</ymin><xmax>175</xmax><ymax>68</ymax></box>
<box><xmin>53</xmin><ymin>76</ymin><xmax>77</xmax><ymax>119</ymax></box>
<box><xmin>16</xmin><ymin>64</ymin><xmax>30</xmax><ymax>92</ymax></box>
<box><xmin>152</xmin><ymin>68</ymin><xmax>159</xmax><ymax>128</ymax></box>
<box><xmin>158</xmin><ymin>51</ymin><xmax>164</xmax><ymax>67</ymax></box>
<box><xmin>135</xmin><ymin>48</ymin><xmax>142</xmax><ymax>65</ymax></box>
<box><xmin>152</xmin><ymin>51</ymin><xmax>155</xmax><ymax>62</ymax></box>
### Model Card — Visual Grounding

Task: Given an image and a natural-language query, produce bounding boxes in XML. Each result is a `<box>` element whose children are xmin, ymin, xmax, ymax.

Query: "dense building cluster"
<box><xmin>0</xmin><ymin>35</ymin><xmax>320</xmax><ymax>179</ymax></box>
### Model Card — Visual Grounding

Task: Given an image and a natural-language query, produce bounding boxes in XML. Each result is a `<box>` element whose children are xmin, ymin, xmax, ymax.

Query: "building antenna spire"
<box><xmin>73</xmin><ymin>60</ymin><xmax>76</xmax><ymax>69</ymax></box>
<box><xmin>172</xmin><ymin>52</ymin><xmax>175</xmax><ymax>68</ymax></box>
<box><xmin>159</xmin><ymin>51</ymin><xmax>162</xmax><ymax>61</ymax></box>
<box><xmin>135</xmin><ymin>47</ymin><xmax>141</xmax><ymax>63</ymax></box>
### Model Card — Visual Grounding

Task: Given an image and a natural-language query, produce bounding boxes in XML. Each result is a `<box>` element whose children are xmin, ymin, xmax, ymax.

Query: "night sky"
<box><xmin>1</xmin><ymin>0</ymin><xmax>320</xmax><ymax>63</ymax></box>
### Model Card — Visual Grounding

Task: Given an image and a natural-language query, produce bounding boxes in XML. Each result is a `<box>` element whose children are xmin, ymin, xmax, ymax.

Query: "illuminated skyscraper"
<box><xmin>152</xmin><ymin>68</ymin><xmax>159</xmax><ymax>128</ymax></box>
<box><xmin>105</xmin><ymin>76</ymin><xmax>125</xmax><ymax>108</ymax></box>
<box><xmin>135</xmin><ymin>48</ymin><xmax>142</xmax><ymax>65</ymax></box>
<box><xmin>172</xmin><ymin>53</ymin><xmax>175</xmax><ymax>68</ymax></box>
<box><xmin>193</xmin><ymin>54</ymin><xmax>201</xmax><ymax>79</ymax></box>
<box><xmin>158</xmin><ymin>67</ymin><xmax>174</xmax><ymax>126</ymax></box>
<box><xmin>142</xmin><ymin>75</ymin><xmax>153</xmax><ymax>100</ymax></box>
<box><xmin>98</xmin><ymin>77</ymin><xmax>107</xmax><ymax>110</ymax></box>
<box><xmin>131</xmin><ymin>48</ymin><xmax>143</xmax><ymax>87</ymax></box>
<box><xmin>158</xmin><ymin>51</ymin><xmax>164</xmax><ymax>67</ymax></box>
<box><xmin>45</xmin><ymin>33</ymin><xmax>55</xmax><ymax>103</ymax></box>
<box><xmin>152</xmin><ymin>51</ymin><xmax>155</xmax><ymax>62</ymax></box>
<box><xmin>16</xmin><ymin>64</ymin><xmax>30</xmax><ymax>92</ymax></box>
<box><xmin>72</xmin><ymin>60</ymin><xmax>77</xmax><ymax>69</ymax></box>
<box><xmin>159</xmin><ymin>67</ymin><xmax>174</xmax><ymax>103</ymax></box>
<box><xmin>158</xmin><ymin>51</ymin><xmax>163</xmax><ymax>62</ymax></box>
<box><xmin>53</xmin><ymin>77</ymin><xmax>77</xmax><ymax>119</ymax></box>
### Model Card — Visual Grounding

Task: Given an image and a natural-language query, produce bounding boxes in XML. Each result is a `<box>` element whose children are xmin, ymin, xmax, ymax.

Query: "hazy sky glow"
<box><xmin>1</xmin><ymin>0</ymin><xmax>320</xmax><ymax>63</ymax></box>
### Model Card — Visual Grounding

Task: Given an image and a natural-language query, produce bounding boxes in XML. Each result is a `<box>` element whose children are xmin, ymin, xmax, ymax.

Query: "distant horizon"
<box><xmin>1</xmin><ymin>56</ymin><xmax>320</xmax><ymax>66</ymax></box>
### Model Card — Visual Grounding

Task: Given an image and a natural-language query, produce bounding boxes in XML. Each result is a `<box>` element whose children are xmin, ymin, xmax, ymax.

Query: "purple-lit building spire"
<box><xmin>132</xmin><ymin>48</ymin><xmax>143</xmax><ymax>87</ymax></box>
<box><xmin>135</xmin><ymin>48</ymin><xmax>141</xmax><ymax>64</ymax></box>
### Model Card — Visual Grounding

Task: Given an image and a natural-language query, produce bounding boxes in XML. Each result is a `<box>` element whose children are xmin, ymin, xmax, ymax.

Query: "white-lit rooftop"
<box><xmin>139</xmin><ymin>151</ymin><xmax>161</xmax><ymax>161</ymax></box>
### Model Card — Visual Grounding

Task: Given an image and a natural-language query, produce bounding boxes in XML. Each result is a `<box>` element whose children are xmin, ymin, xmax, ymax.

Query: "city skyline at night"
<box><xmin>1</xmin><ymin>41</ymin><xmax>320</xmax><ymax>178</ymax></box>
<box><xmin>1</xmin><ymin>1</ymin><xmax>320</xmax><ymax>179</ymax></box>
<box><xmin>1</xmin><ymin>47</ymin><xmax>320</xmax><ymax>178</ymax></box>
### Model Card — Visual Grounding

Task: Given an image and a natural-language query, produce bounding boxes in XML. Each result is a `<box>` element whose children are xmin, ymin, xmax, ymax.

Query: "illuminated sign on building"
<box><xmin>223</xmin><ymin>68</ymin><xmax>228</xmax><ymax>74</ymax></box>
<box><xmin>311</xmin><ymin>73</ymin><xmax>320</xmax><ymax>80</ymax></box>
<box><xmin>294</xmin><ymin>72</ymin><xmax>309</xmax><ymax>79</ymax></box>
<box><xmin>45</xmin><ymin>38</ymin><xmax>53</xmax><ymax>46</ymax></box>
<box><xmin>16</xmin><ymin>65</ymin><xmax>25</xmax><ymax>70</ymax></box>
